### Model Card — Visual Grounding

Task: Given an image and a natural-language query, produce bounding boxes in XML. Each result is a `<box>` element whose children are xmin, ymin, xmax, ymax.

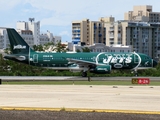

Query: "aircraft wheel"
<box><xmin>82</xmin><ymin>72</ymin><xmax>87</xmax><ymax>77</ymax></box>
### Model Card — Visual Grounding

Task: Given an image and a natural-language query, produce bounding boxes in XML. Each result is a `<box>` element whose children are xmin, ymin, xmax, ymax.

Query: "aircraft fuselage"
<box><xmin>27</xmin><ymin>50</ymin><xmax>155</xmax><ymax>70</ymax></box>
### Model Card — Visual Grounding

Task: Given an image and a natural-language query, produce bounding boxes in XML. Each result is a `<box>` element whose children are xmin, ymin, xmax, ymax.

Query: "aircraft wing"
<box><xmin>66</xmin><ymin>58</ymin><xmax>104</xmax><ymax>67</ymax></box>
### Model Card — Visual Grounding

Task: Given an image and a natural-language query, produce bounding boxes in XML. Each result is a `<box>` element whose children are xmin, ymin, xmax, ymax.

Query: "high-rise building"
<box><xmin>0</xmin><ymin>28</ymin><xmax>7</xmax><ymax>49</ymax></box>
<box><xmin>72</xmin><ymin>19</ymin><xmax>90</xmax><ymax>45</ymax></box>
<box><xmin>72</xmin><ymin>17</ymin><xmax>112</xmax><ymax>45</ymax></box>
<box><xmin>124</xmin><ymin>5</ymin><xmax>160</xmax><ymax>22</ymax></box>
<box><xmin>105</xmin><ymin>20</ymin><xmax>123</xmax><ymax>46</ymax></box>
<box><xmin>17</xmin><ymin>18</ymin><xmax>40</xmax><ymax>45</ymax></box>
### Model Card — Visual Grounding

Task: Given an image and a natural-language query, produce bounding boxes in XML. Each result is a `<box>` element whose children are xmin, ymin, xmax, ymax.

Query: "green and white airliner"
<box><xmin>4</xmin><ymin>28</ymin><xmax>157</xmax><ymax>77</ymax></box>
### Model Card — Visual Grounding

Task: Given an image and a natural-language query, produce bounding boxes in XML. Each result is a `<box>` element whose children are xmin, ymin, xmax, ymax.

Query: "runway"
<box><xmin>0</xmin><ymin>85</ymin><xmax>160</xmax><ymax>114</ymax></box>
<box><xmin>1</xmin><ymin>76</ymin><xmax>160</xmax><ymax>81</ymax></box>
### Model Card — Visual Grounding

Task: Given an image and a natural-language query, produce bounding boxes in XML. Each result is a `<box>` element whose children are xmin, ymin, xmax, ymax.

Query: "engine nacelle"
<box><xmin>90</xmin><ymin>65</ymin><xmax>111</xmax><ymax>74</ymax></box>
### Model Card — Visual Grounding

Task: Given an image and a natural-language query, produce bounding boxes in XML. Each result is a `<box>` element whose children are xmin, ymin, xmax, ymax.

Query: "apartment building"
<box><xmin>124</xmin><ymin>5</ymin><xmax>160</xmax><ymax>22</ymax></box>
<box><xmin>105</xmin><ymin>20</ymin><xmax>123</xmax><ymax>46</ymax></box>
<box><xmin>0</xmin><ymin>28</ymin><xmax>8</xmax><ymax>49</ymax></box>
<box><xmin>72</xmin><ymin>19</ymin><xmax>88</xmax><ymax>45</ymax></box>
<box><xmin>17</xmin><ymin>18</ymin><xmax>40</xmax><ymax>45</ymax></box>
<box><xmin>72</xmin><ymin>17</ymin><xmax>111</xmax><ymax>45</ymax></box>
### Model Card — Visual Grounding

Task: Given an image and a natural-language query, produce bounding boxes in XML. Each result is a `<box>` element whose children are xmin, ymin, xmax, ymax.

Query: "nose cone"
<box><xmin>153</xmin><ymin>59</ymin><xmax>158</xmax><ymax>67</ymax></box>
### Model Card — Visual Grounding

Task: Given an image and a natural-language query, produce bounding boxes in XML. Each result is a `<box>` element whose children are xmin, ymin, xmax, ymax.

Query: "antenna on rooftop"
<box><xmin>29</xmin><ymin>18</ymin><xmax>35</xmax><ymax>22</ymax></box>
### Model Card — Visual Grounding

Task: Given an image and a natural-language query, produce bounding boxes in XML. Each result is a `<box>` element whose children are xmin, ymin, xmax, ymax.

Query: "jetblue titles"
<box><xmin>14</xmin><ymin>45</ymin><xmax>26</xmax><ymax>49</ymax></box>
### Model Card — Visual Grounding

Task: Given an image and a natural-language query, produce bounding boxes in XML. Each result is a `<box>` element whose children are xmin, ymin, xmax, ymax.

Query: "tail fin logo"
<box><xmin>14</xmin><ymin>45</ymin><xmax>26</xmax><ymax>50</ymax></box>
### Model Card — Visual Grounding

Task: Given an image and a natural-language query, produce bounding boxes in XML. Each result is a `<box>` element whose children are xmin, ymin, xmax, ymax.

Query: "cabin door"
<box><xmin>33</xmin><ymin>54</ymin><xmax>38</xmax><ymax>63</ymax></box>
<box><xmin>134</xmin><ymin>54</ymin><xmax>139</xmax><ymax>64</ymax></box>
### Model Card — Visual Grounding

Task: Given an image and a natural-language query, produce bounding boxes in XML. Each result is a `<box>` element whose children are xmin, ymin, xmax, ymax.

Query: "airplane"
<box><xmin>3</xmin><ymin>28</ymin><xmax>158</xmax><ymax>77</ymax></box>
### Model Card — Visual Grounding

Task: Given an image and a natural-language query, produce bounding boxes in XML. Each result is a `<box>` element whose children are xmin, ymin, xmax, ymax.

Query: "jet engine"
<box><xmin>90</xmin><ymin>65</ymin><xmax>111</xmax><ymax>74</ymax></box>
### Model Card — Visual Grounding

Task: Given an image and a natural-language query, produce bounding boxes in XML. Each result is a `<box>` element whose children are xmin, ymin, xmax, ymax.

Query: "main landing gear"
<box><xmin>81</xmin><ymin>71</ymin><xmax>87</xmax><ymax>77</ymax></box>
<box><xmin>81</xmin><ymin>71</ymin><xmax>91</xmax><ymax>82</ymax></box>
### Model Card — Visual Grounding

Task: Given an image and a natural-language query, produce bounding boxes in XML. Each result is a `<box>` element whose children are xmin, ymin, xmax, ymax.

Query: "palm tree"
<box><xmin>43</xmin><ymin>42</ymin><xmax>55</xmax><ymax>51</ymax></box>
<box><xmin>53</xmin><ymin>41</ymin><xmax>67</xmax><ymax>52</ymax></box>
<box><xmin>32</xmin><ymin>45</ymin><xmax>44</xmax><ymax>51</ymax></box>
<box><xmin>32</xmin><ymin>45</ymin><xmax>37</xmax><ymax>51</ymax></box>
<box><xmin>82</xmin><ymin>47</ymin><xmax>90</xmax><ymax>52</ymax></box>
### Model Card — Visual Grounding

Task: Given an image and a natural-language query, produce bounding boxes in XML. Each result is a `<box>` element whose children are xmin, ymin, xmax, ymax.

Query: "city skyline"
<box><xmin>0</xmin><ymin>0</ymin><xmax>159</xmax><ymax>42</ymax></box>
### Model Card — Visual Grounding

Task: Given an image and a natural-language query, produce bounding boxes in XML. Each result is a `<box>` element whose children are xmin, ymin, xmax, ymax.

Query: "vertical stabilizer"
<box><xmin>7</xmin><ymin>28</ymin><xmax>31</xmax><ymax>54</ymax></box>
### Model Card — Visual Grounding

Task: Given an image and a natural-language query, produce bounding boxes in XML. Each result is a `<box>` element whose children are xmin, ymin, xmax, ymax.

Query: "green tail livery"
<box><xmin>4</xmin><ymin>28</ymin><xmax>157</xmax><ymax>77</ymax></box>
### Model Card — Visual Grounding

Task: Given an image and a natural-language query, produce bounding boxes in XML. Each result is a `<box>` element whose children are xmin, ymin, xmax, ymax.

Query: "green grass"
<box><xmin>2</xmin><ymin>80</ymin><xmax>160</xmax><ymax>86</ymax></box>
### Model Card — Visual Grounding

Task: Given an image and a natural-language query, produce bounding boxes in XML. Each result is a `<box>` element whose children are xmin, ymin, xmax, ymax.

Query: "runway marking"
<box><xmin>1</xmin><ymin>107</ymin><xmax>160</xmax><ymax>115</ymax></box>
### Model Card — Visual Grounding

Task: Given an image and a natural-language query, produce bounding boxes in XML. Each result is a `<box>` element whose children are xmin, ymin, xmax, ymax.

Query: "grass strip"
<box><xmin>2</xmin><ymin>80</ymin><xmax>160</xmax><ymax>86</ymax></box>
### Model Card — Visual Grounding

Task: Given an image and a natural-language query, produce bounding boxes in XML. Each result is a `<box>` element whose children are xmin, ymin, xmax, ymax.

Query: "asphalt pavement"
<box><xmin>1</xmin><ymin>110</ymin><xmax>160</xmax><ymax>120</ymax></box>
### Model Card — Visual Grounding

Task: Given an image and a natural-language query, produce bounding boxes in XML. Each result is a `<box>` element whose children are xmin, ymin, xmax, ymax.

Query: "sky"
<box><xmin>0</xmin><ymin>0</ymin><xmax>160</xmax><ymax>42</ymax></box>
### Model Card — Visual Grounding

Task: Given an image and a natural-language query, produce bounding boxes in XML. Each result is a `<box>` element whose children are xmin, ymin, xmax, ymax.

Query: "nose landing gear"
<box><xmin>132</xmin><ymin>69</ymin><xmax>138</xmax><ymax>77</ymax></box>
<box><xmin>134</xmin><ymin>71</ymin><xmax>138</xmax><ymax>77</ymax></box>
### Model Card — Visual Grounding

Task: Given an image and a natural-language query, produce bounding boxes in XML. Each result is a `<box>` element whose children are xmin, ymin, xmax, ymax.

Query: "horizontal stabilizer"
<box><xmin>4</xmin><ymin>55</ymin><xmax>26</xmax><ymax>61</ymax></box>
